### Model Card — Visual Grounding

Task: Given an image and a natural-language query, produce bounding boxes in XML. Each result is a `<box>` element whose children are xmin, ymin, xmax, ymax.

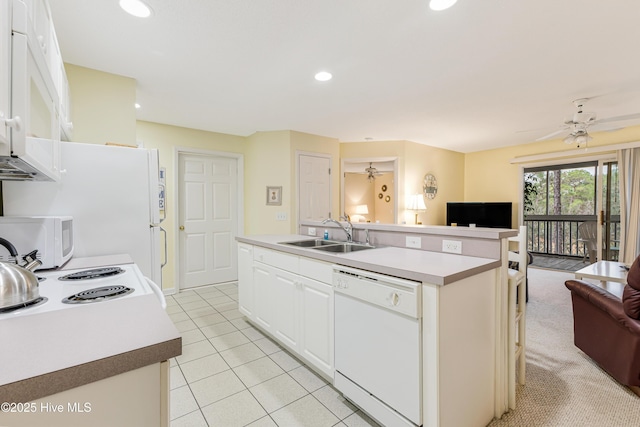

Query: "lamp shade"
<box><xmin>354</xmin><ymin>204</ymin><xmax>369</xmax><ymax>215</ymax></box>
<box><xmin>407</xmin><ymin>194</ymin><xmax>427</xmax><ymax>211</ymax></box>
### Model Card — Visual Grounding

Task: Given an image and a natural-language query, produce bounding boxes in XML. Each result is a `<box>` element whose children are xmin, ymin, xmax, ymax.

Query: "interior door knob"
<box><xmin>179</xmin><ymin>226</ymin><xmax>185</xmax><ymax>230</ymax></box>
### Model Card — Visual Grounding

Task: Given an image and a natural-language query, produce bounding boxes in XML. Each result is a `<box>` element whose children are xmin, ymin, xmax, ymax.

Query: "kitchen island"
<box><xmin>237</xmin><ymin>232</ymin><xmax>509</xmax><ymax>427</ymax></box>
<box><xmin>0</xmin><ymin>293</ymin><xmax>181</xmax><ymax>427</ymax></box>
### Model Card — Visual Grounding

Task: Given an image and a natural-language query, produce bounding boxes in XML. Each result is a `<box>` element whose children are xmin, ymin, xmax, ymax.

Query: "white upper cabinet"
<box><xmin>0</xmin><ymin>0</ymin><xmax>69</xmax><ymax>181</ymax></box>
<box><xmin>0</xmin><ymin>0</ymin><xmax>11</xmax><ymax>144</ymax></box>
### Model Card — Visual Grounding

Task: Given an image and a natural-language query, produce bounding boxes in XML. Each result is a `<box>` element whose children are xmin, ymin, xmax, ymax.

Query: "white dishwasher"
<box><xmin>333</xmin><ymin>266</ymin><xmax>422</xmax><ymax>427</ymax></box>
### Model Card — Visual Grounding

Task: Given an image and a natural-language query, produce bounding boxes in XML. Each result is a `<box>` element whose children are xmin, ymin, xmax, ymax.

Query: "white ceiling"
<box><xmin>49</xmin><ymin>0</ymin><xmax>640</xmax><ymax>153</ymax></box>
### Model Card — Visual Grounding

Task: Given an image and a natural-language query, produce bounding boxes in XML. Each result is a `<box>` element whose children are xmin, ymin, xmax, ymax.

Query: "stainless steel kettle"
<box><xmin>0</xmin><ymin>237</ymin><xmax>43</xmax><ymax>310</ymax></box>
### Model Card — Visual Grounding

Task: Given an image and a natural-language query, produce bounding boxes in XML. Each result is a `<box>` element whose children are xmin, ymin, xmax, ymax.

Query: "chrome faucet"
<box><xmin>322</xmin><ymin>214</ymin><xmax>353</xmax><ymax>243</ymax></box>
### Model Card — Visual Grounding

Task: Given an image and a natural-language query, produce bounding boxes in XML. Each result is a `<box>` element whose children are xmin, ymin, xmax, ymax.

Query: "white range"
<box><xmin>0</xmin><ymin>258</ymin><xmax>165</xmax><ymax>319</ymax></box>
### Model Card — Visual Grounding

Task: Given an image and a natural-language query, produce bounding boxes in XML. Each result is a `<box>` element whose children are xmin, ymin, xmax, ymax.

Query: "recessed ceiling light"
<box><xmin>429</xmin><ymin>0</ymin><xmax>457</xmax><ymax>11</ymax></box>
<box><xmin>314</xmin><ymin>71</ymin><xmax>333</xmax><ymax>82</ymax></box>
<box><xmin>135</xmin><ymin>103</ymin><xmax>141</xmax><ymax>109</ymax></box>
<box><xmin>119</xmin><ymin>0</ymin><xmax>152</xmax><ymax>18</ymax></box>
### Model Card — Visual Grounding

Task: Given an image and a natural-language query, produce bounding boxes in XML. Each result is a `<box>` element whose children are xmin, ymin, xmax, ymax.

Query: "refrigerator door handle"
<box><xmin>160</xmin><ymin>227</ymin><xmax>168</xmax><ymax>268</ymax></box>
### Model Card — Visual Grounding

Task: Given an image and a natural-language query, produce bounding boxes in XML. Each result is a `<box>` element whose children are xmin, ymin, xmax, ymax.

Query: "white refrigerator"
<box><xmin>2</xmin><ymin>141</ymin><xmax>165</xmax><ymax>286</ymax></box>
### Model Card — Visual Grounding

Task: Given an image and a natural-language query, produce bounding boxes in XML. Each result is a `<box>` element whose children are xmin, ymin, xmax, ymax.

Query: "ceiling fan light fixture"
<box><xmin>429</xmin><ymin>0</ymin><xmax>458</xmax><ymax>11</ymax></box>
<box><xmin>575</xmin><ymin>134</ymin><xmax>592</xmax><ymax>146</ymax></box>
<box><xmin>119</xmin><ymin>0</ymin><xmax>152</xmax><ymax>18</ymax></box>
<box><xmin>365</xmin><ymin>162</ymin><xmax>380</xmax><ymax>182</ymax></box>
<box><xmin>563</xmin><ymin>134</ymin><xmax>575</xmax><ymax>144</ymax></box>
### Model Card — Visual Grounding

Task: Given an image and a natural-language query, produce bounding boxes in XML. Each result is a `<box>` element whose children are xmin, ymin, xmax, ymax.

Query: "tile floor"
<box><xmin>166</xmin><ymin>282</ymin><xmax>380</xmax><ymax>427</ymax></box>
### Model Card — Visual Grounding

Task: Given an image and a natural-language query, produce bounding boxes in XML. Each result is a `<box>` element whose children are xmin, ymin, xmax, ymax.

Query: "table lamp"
<box><xmin>407</xmin><ymin>194</ymin><xmax>426</xmax><ymax>224</ymax></box>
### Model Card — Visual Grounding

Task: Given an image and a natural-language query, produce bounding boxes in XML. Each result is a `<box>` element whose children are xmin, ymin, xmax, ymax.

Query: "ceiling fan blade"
<box><xmin>589</xmin><ymin>123</ymin><xmax>627</xmax><ymax>133</ymax></box>
<box><xmin>536</xmin><ymin>128</ymin><xmax>567</xmax><ymax>141</ymax></box>
<box><xmin>593</xmin><ymin>112</ymin><xmax>640</xmax><ymax>125</ymax></box>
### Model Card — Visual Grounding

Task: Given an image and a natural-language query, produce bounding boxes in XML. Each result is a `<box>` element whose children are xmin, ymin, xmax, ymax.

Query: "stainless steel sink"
<box><xmin>279</xmin><ymin>240</ymin><xmax>376</xmax><ymax>252</ymax></box>
<box><xmin>280</xmin><ymin>239</ymin><xmax>340</xmax><ymax>247</ymax></box>
<box><xmin>312</xmin><ymin>243</ymin><xmax>376</xmax><ymax>253</ymax></box>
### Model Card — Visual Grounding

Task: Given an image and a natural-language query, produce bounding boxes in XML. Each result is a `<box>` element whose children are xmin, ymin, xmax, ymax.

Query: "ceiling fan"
<box><xmin>536</xmin><ymin>98</ymin><xmax>640</xmax><ymax>146</ymax></box>
<box><xmin>365</xmin><ymin>163</ymin><xmax>382</xmax><ymax>182</ymax></box>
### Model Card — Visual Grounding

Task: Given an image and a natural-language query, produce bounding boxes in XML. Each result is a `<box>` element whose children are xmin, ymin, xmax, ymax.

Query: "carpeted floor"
<box><xmin>488</xmin><ymin>267</ymin><xmax>640</xmax><ymax>426</ymax></box>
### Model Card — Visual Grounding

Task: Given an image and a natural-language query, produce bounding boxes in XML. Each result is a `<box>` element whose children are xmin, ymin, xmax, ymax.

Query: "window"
<box><xmin>524</xmin><ymin>161</ymin><xmax>597</xmax><ymax>217</ymax></box>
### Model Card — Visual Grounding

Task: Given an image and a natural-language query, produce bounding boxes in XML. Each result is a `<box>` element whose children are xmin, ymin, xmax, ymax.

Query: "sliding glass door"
<box><xmin>523</xmin><ymin>159</ymin><xmax>620</xmax><ymax>263</ymax></box>
<box><xmin>600</xmin><ymin>161</ymin><xmax>620</xmax><ymax>261</ymax></box>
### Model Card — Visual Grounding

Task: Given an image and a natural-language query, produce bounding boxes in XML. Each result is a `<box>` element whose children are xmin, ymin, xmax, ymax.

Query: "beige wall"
<box><xmin>340</xmin><ymin>141</ymin><xmax>406</xmax><ymax>224</ymax></box>
<box><xmin>244</xmin><ymin>131</ymin><xmax>292</xmax><ymax>235</ymax></box>
<box><xmin>373</xmin><ymin>173</ymin><xmax>395</xmax><ymax>224</ymax></box>
<box><xmin>64</xmin><ymin>64</ymin><xmax>640</xmax><ymax>290</ymax></box>
<box><xmin>403</xmin><ymin>141</ymin><xmax>465</xmax><ymax>225</ymax></box>
<box><xmin>344</xmin><ymin>173</ymin><xmax>375</xmax><ymax>222</ymax></box>
<box><xmin>290</xmin><ymin>131</ymin><xmax>341</xmax><ymax>222</ymax></box>
<box><xmin>244</xmin><ymin>130</ymin><xmax>341</xmax><ymax>235</ymax></box>
<box><xmin>344</xmin><ymin>172</ymin><xmax>395</xmax><ymax>224</ymax></box>
<box><xmin>341</xmin><ymin>140</ymin><xmax>465</xmax><ymax>225</ymax></box>
<box><xmin>464</xmin><ymin>126</ymin><xmax>640</xmax><ymax>226</ymax></box>
<box><xmin>65</xmin><ymin>64</ymin><xmax>137</xmax><ymax>145</ymax></box>
<box><xmin>136</xmin><ymin>121</ymin><xmax>245</xmax><ymax>290</ymax></box>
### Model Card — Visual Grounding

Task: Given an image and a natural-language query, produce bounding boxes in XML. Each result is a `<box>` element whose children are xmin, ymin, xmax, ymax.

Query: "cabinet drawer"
<box><xmin>254</xmin><ymin>246</ymin><xmax>299</xmax><ymax>273</ymax></box>
<box><xmin>299</xmin><ymin>257</ymin><xmax>333</xmax><ymax>284</ymax></box>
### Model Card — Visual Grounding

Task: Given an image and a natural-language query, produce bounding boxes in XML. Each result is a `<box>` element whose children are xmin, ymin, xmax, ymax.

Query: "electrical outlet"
<box><xmin>406</xmin><ymin>236</ymin><xmax>421</xmax><ymax>249</ymax></box>
<box><xmin>308</xmin><ymin>227</ymin><xmax>316</xmax><ymax>236</ymax></box>
<box><xmin>442</xmin><ymin>239</ymin><xmax>462</xmax><ymax>254</ymax></box>
<box><xmin>276</xmin><ymin>212</ymin><xmax>287</xmax><ymax>221</ymax></box>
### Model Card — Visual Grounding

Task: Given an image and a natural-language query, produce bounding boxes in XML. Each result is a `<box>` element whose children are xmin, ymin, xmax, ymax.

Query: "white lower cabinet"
<box><xmin>271</xmin><ymin>266</ymin><xmax>299</xmax><ymax>352</ymax></box>
<box><xmin>237</xmin><ymin>243</ymin><xmax>254</xmax><ymax>318</ymax></box>
<box><xmin>299</xmin><ymin>275</ymin><xmax>334</xmax><ymax>377</ymax></box>
<box><xmin>252</xmin><ymin>262</ymin><xmax>273</xmax><ymax>331</ymax></box>
<box><xmin>238</xmin><ymin>245</ymin><xmax>334</xmax><ymax>379</ymax></box>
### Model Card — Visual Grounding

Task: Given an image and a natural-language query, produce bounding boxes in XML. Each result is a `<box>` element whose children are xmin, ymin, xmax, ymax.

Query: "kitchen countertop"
<box><xmin>0</xmin><ymin>294</ymin><xmax>181</xmax><ymax>403</ymax></box>
<box><xmin>237</xmin><ymin>234</ymin><xmax>502</xmax><ymax>285</ymax></box>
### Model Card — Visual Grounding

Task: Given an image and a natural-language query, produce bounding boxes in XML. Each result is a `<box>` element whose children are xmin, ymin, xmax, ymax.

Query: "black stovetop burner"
<box><xmin>62</xmin><ymin>285</ymin><xmax>133</xmax><ymax>304</ymax></box>
<box><xmin>0</xmin><ymin>297</ymin><xmax>48</xmax><ymax>314</ymax></box>
<box><xmin>58</xmin><ymin>267</ymin><xmax>125</xmax><ymax>281</ymax></box>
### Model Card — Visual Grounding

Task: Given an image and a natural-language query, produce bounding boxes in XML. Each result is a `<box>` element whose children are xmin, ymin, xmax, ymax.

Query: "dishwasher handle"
<box><xmin>333</xmin><ymin>271</ymin><xmax>421</xmax><ymax>319</ymax></box>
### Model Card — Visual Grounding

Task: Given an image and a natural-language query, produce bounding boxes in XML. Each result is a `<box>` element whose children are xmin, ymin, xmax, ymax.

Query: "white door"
<box><xmin>299</xmin><ymin>154</ymin><xmax>331</xmax><ymax>221</ymax></box>
<box><xmin>179</xmin><ymin>153</ymin><xmax>238</xmax><ymax>289</ymax></box>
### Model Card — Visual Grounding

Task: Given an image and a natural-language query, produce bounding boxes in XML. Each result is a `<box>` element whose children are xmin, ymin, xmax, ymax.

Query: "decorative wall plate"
<box><xmin>378</xmin><ymin>193</ymin><xmax>383</xmax><ymax>199</ymax></box>
<box><xmin>381</xmin><ymin>184</ymin><xmax>387</xmax><ymax>192</ymax></box>
<box><xmin>423</xmin><ymin>173</ymin><xmax>437</xmax><ymax>199</ymax></box>
<box><xmin>385</xmin><ymin>195</ymin><xmax>391</xmax><ymax>202</ymax></box>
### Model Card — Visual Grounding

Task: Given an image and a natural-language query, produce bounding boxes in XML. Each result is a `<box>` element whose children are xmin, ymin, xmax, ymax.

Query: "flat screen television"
<box><xmin>446</xmin><ymin>202</ymin><xmax>513</xmax><ymax>229</ymax></box>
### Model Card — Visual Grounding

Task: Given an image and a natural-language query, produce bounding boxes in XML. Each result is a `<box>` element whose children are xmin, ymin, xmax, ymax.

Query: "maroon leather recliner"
<box><xmin>565</xmin><ymin>255</ymin><xmax>640</xmax><ymax>387</ymax></box>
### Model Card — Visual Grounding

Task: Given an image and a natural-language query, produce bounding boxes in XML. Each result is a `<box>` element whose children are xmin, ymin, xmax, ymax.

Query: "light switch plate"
<box><xmin>276</xmin><ymin>212</ymin><xmax>287</xmax><ymax>221</ymax></box>
<box><xmin>406</xmin><ymin>236</ymin><xmax>421</xmax><ymax>249</ymax></box>
<box><xmin>308</xmin><ymin>227</ymin><xmax>316</xmax><ymax>236</ymax></box>
<box><xmin>442</xmin><ymin>239</ymin><xmax>462</xmax><ymax>254</ymax></box>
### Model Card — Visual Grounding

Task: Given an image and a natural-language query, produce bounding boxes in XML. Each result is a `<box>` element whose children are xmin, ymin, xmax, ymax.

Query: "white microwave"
<box><xmin>0</xmin><ymin>216</ymin><xmax>73</xmax><ymax>269</ymax></box>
